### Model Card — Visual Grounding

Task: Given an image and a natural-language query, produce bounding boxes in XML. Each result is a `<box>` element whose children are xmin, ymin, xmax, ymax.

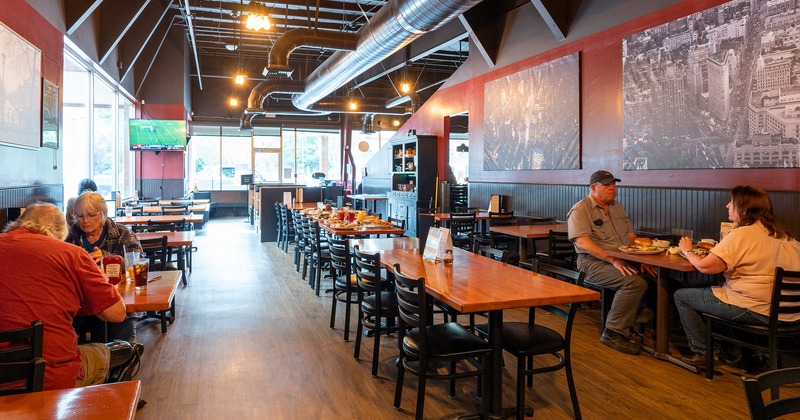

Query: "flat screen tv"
<box><xmin>129</xmin><ymin>119</ymin><xmax>187</xmax><ymax>151</ymax></box>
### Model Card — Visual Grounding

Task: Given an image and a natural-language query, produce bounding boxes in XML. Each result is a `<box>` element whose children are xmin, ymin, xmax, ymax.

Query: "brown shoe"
<box><xmin>600</xmin><ymin>329</ymin><xmax>641</xmax><ymax>355</ymax></box>
<box><xmin>680</xmin><ymin>352</ymin><xmax>707</xmax><ymax>366</ymax></box>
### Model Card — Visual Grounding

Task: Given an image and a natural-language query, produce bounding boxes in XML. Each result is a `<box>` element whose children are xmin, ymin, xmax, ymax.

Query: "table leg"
<box><xmin>640</xmin><ymin>267</ymin><xmax>698</xmax><ymax>373</ymax></box>
<box><xmin>518</xmin><ymin>239</ymin><xmax>528</xmax><ymax>261</ymax></box>
<box><xmin>487</xmin><ymin>310</ymin><xmax>503</xmax><ymax>418</ymax></box>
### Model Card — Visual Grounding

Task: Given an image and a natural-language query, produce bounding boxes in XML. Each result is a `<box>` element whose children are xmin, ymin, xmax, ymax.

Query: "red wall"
<box><xmin>136</xmin><ymin>104</ymin><xmax>187</xmax><ymax>180</ymax></box>
<box><xmin>401</xmin><ymin>0</ymin><xmax>800</xmax><ymax>191</ymax></box>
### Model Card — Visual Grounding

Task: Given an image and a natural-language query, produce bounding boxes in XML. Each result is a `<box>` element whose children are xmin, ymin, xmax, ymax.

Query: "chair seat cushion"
<box><xmin>474</xmin><ymin>322</ymin><xmax>563</xmax><ymax>354</ymax></box>
<box><xmin>403</xmin><ymin>322</ymin><xmax>491</xmax><ymax>358</ymax></box>
<box><xmin>362</xmin><ymin>292</ymin><xmax>397</xmax><ymax>314</ymax></box>
<box><xmin>334</xmin><ymin>274</ymin><xmax>358</xmax><ymax>290</ymax></box>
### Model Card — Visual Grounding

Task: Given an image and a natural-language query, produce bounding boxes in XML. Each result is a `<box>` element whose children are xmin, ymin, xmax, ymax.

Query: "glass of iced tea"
<box><xmin>133</xmin><ymin>260</ymin><xmax>149</xmax><ymax>292</ymax></box>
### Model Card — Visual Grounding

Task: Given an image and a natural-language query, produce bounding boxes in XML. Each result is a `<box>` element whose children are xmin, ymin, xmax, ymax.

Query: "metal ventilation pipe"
<box><xmin>264</xmin><ymin>28</ymin><xmax>359</xmax><ymax>76</ymax></box>
<box><xmin>310</xmin><ymin>99</ymin><xmax>411</xmax><ymax>115</ymax></box>
<box><xmin>385</xmin><ymin>93</ymin><xmax>420</xmax><ymax>112</ymax></box>
<box><xmin>247</xmin><ymin>79</ymin><xmax>306</xmax><ymax>109</ymax></box>
<box><xmin>292</xmin><ymin>0</ymin><xmax>481</xmax><ymax>111</ymax></box>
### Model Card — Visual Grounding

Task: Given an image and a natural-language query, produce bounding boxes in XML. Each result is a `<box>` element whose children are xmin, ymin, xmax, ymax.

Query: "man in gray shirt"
<box><xmin>567</xmin><ymin>170</ymin><xmax>651</xmax><ymax>355</ymax></box>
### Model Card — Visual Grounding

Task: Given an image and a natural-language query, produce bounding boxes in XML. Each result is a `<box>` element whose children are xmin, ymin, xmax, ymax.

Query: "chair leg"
<box><xmin>565</xmin><ymin>355</ymin><xmax>581</xmax><ymax>419</ymax></box>
<box><xmin>354</xmin><ymin>308</ymin><xmax>364</xmax><ymax>359</ymax></box>
<box><xmin>449</xmin><ymin>361</ymin><xmax>456</xmax><ymax>397</ymax></box>
<box><xmin>516</xmin><ymin>355</ymin><xmax>526</xmax><ymax>420</ymax></box>
<box><xmin>415</xmin><ymin>360</ymin><xmax>427</xmax><ymax>420</ymax></box>
<box><xmin>343</xmin><ymin>291</ymin><xmax>352</xmax><ymax>341</ymax></box>
<box><xmin>329</xmin><ymin>292</ymin><xmax>338</xmax><ymax>330</ymax></box>
<box><xmin>315</xmin><ymin>262</ymin><xmax>323</xmax><ymax>296</ymax></box>
<box><xmin>705</xmin><ymin>317</ymin><xmax>714</xmax><ymax>380</ymax></box>
<box><xmin>371</xmin><ymin>318</ymin><xmax>382</xmax><ymax>376</ymax></box>
<box><xmin>394</xmin><ymin>356</ymin><xmax>405</xmax><ymax>408</ymax></box>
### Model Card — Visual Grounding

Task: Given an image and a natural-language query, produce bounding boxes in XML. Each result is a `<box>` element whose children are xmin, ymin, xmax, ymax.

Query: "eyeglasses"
<box><xmin>76</xmin><ymin>212</ymin><xmax>101</xmax><ymax>220</ymax></box>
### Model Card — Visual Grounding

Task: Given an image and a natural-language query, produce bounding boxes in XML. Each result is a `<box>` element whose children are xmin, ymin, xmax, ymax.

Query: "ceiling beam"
<box><xmin>120</xmin><ymin>0</ymin><xmax>174</xmax><ymax>82</ymax></box>
<box><xmin>458</xmin><ymin>0</ymin><xmax>504</xmax><ymax>69</ymax></box>
<box><xmin>530</xmin><ymin>0</ymin><xmax>570</xmax><ymax>41</ymax></box>
<box><xmin>98</xmin><ymin>0</ymin><xmax>152</xmax><ymax>65</ymax></box>
<box><xmin>65</xmin><ymin>0</ymin><xmax>104</xmax><ymax>35</ymax></box>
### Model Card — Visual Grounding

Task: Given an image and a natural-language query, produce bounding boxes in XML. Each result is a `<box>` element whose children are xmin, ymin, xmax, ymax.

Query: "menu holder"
<box><xmin>422</xmin><ymin>227</ymin><xmax>453</xmax><ymax>262</ymax></box>
<box><xmin>720</xmin><ymin>222</ymin><xmax>735</xmax><ymax>240</ymax></box>
<box><xmin>488</xmin><ymin>194</ymin><xmax>501</xmax><ymax>213</ymax></box>
<box><xmin>283</xmin><ymin>191</ymin><xmax>292</xmax><ymax>205</ymax></box>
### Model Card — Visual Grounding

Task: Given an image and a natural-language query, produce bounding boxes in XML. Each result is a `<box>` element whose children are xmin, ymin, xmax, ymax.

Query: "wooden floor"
<box><xmin>133</xmin><ymin>218</ymin><xmax>796</xmax><ymax>419</ymax></box>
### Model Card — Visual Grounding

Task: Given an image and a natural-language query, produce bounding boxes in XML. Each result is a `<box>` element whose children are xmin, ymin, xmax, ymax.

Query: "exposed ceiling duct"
<box><xmin>291</xmin><ymin>0</ymin><xmax>482</xmax><ymax>111</ymax></box>
<box><xmin>247</xmin><ymin>79</ymin><xmax>306</xmax><ymax>109</ymax></box>
<box><xmin>385</xmin><ymin>93</ymin><xmax>420</xmax><ymax>112</ymax></box>
<box><xmin>308</xmin><ymin>99</ymin><xmax>411</xmax><ymax>116</ymax></box>
<box><xmin>264</xmin><ymin>28</ymin><xmax>359</xmax><ymax>77</ymax></box>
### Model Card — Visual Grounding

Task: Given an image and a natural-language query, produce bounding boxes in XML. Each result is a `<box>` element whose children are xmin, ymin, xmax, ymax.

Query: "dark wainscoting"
<box><xmin>138</xmin><ymin>178</ymin><xmax>185</xmax><ymax>200</ymax></box>
<box><xmin>0</xmin><ymin>184</ymin><xmax>64</xmax><ymax>229</ymax></box>
<box><xmin>468</xmin><ymin>183</ymin><xmax>800</xmax><ymax>240</ymax></box>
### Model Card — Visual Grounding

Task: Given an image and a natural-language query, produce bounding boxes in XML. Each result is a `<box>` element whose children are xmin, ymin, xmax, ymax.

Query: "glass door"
<box><xmin>253</xmin><ymin>127</ymin><xmax>282</xmax><ymax>182</ymax></box>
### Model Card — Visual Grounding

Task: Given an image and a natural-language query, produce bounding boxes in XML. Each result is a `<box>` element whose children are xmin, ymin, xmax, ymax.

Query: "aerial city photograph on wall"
<box><xmin>623</xmin><ymin>0</ymin><xmax>800</xmax><ymax>170</ymax></box>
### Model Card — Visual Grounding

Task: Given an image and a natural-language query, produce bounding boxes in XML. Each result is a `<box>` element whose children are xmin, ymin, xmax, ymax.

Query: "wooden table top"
<box><xmin>118</xmin><ymin>270</ymin><xmax>181</xmax><ymax>312</ymax></box>
<box><xmin>349</xmin><ymin>237</ymin><xmax>418</xmax><ymax>252</ymax></box>
<box><xmin>378</xmin><ymin>247</ymin><xmax>599</xmax><ymax>314</ymax></box>
<box><xmin>321</xmin><ymin>224</ymin><xmax>405</xmax><ymax>237</ymax></box>
<box><xmin>431</xmin><ymin>212</ymin><xmax>491</xmax><ymax>221</ymax></box>
<box><xmin>141</xmin><ymin>205</ymin><xmax>207</xmax><ymax>214</ymax></box>
<box><xmin>0</xmin><ymin>380</ymin><xmax>141</xmax><ymax>420</ymax></box>
<box><xmin>135</xmin><ymin>230</ymin><xmax>195</xmax><ymax>247</ymax></box>
<box><xmin>158</xmin><ymin>199</ymin><xmax>210</xmax><ymax>205</ymax></box>
<box><xmin>349</xmin><ymin>194</ymin><xmax>388</xmax><ymax>201</ymax></box>
<box><xmin>605</xmin><ymin>249</ymin><xmax>696</xmax><ymax>272</ymax></box>
<box><xmin>113</xmin><ymin>214</ymin><xmax>204</xmax><ymax>225</ymax></box>
<box><xmin>290</xmin><ymin>202</ymin><xmax>319</xmax><ymax>210</ymax></box>
<box><xmin>489</xmin><ymin>223</ymin><xmax>568</xmax><ymax>238</ymax></box>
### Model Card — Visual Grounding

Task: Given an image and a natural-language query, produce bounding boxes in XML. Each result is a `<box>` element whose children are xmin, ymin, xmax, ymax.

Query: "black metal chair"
<box><xmin>274</xmin><ymin>202</ymin><xmax>284</xmax><ymax>250</ymax></box>
<box><xmin>308</xmin><ymin>221</ymin><xmax>330</xmax><ymax>295</ymax></box>
<box><xmin>448</xmin><ymin>211</ymin><xmax>477</xmax><ymax>250</ymax></box>
<box><xmin>392</xmin><ymin>263</ymin><xmax>492</xmax><ymax>419</ymax></box>
<box><xmin>705</xmin><ymin>268</ymin><xmax>800</xmax><ymax>384</ymax></box>
<box><xmin>387</xmin><ymin>217</ymin><xmax>406</xmax><ymax>237</ymax></box>
<box><xmin>139</xmin><ymin>235</ymin><xmax>170</xmax><ymax>271</ymax></box>
<box><xmin>161</xmin><ymin>204</ymin><xmax>191</xmax><ymax>216</ymax></box>
<box><xmin>742</xmin><ymin>367</ymin><xmax>800</xmax><ymax>420</ymax></box>
<box><xmin>281</xmin><ymin>204</ymin><xmax>295</xmax><ymax>253</ymax></box>
<box><xmin>475</xmin><ymin>261</ymin><xmax>585</xmax><ymax>419</ymax></box>
<box><xmin>328</xmin><ymin>236</ymin><xmax>358</xmax><ymax>341</ymax></box>
<box><xmin>353</xmin><ymin>245</ymin><xmax>397</xmax><ymax>376</ymax></box>
<box><xmin>0</xmin><ymin>320</ymin><xmax>45</xmax><ymax>396</ymax></box>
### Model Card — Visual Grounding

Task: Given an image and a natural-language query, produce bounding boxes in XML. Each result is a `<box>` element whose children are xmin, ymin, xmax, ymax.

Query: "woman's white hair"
<box><xmin>4</xmin><ymin>202</ymin><xmax>68</xmax><ymax>240</ymax></box>
<box><xmin>74</xmin><ymin>191</ymin><xmax>108</xmax><ymax>222</ymax></box>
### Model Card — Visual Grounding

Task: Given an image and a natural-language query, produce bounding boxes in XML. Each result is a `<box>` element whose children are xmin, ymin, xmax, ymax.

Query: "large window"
<box><xmin>188</xmin><ymin>125</ymin><xmax>342</xmax><ymax>189</ymax></box>
<box><xmin>62</xmin><ymin>45</ymin><xmax>136</xmax><ymax>203</ymax></box>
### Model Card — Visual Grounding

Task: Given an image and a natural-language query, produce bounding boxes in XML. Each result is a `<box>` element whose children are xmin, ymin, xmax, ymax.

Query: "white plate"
<box><xmin>619</xmin><ymin>246</ymin><xmax>667</xmax><ymax>255</ymax></box>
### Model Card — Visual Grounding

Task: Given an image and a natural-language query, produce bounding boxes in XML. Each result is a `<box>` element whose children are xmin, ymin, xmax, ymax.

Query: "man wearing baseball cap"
<box><xmin>567</xmin><ymin>170</ymin><xmax>651</xmax><ymax>355</ymax></box>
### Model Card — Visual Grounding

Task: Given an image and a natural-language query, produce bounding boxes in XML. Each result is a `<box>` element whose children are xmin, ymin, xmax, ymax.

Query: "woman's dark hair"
<box><xmin>730</xmin><ymin>185</ymin><xmax>793</xmax><ymax>240</ymax></box>
<box><xmin>77</xmin><ymin>178</ymin><xmax>97</xmax><ymax>194</ymax></box>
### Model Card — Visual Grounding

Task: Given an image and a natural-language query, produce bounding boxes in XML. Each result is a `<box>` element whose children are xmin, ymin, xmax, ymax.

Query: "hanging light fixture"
<box><xmin>233</xmin><ymin>19</ymin><xmax>246</xmax><ymax>85</ymax></box>
<box><xmin>230</xmin><ymin>98</ymin><xmax>239</xmax><ymax>107</ymax></box>
<box><xmin>234</xmin><ymin>73</ymin><xmax>245</xmax><ymax>85</ymax></box>
<box><xmin>245</xmin><ymin>1</ymin><xmax>270</xmax><ymax>31</ymax></box>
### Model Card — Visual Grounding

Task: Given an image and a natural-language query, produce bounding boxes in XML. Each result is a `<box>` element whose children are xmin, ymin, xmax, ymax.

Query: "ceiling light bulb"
<box><xmin>393</xmin><ymin>119</ymin><xmax>400</xmax><ymax>127</ymax></box>
<box><xmin>400</xmin><ymin>83</ymin><xmax>411</xmax><ymax>94</ymax></box>
<box><xmin>230</xmin><ymin>98</ymin><xmax>238</xmax><ymax>107</ymax></box>
<box><xmin>246</xmin><ymin>14</ymin><xmax>270</xmax><ymax>31</ymax></box>
<box><xmin>234</xmin><ymin>74</ymin><xmax>245</xmax><ymax>85</ymax></box>
<box><xmin>349</xmin><ymin>101</ymin><xmax>357</xmax><ymax>111</ymax></box>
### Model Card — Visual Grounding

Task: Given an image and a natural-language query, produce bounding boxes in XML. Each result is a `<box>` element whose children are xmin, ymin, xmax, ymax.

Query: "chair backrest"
<box><xmin>526</xmin><ymin>216</ymin><xmax>557</xmax><ymax>225</ymax></box>
<box><xmin>473</xmin><ymin>244</ymin><xmax>508</xmax><ymax>263</ymax></box>
<box><xmin>139</xmin><ymin>235</ymin><xmax>169</xmax><ymax>270</ymax></box>
<box><xmin>449</xmin><ymin>212</ymin><xmax>477</xmax><ymax>236</ymax></box>
<box><xmin>283</xmin><ymin>205</ymin><xmax>294</xmax><ymax>228</ymax></box>
<box><xmin>534</xmin><ymin>262</ymin><xmax>586</xmax><ymax>329</ymax></box>
<box><xmin>135</xmin><ymin>219</ymin><xmax>185</xmax><ymax>233</ymax></box>
<box><xmin>137</xmin><ymin>199</ymin><xmax>159</xmax><ymax>206</ymax></box>
<box><xmin>274</xmin><ymin>202</ymin><xmax>283</xmax><ymax>228</ymax></box>
<box><xmin>393</xmin><ymin>264</ymin><xmax>429</xmax><ymax>348</ymax></box>
<box><xmin>0</xmin><ymin>320</ymin><xmax>45</xmax><ymax>395</ymax></box>
<box><xmin>742</xmin><ymin>367</ymin><xmax>800</xmax><ymax>420</ymax></box>
<box><xmin>487</xmin><ymin>211</ymin><xmax>516</xmax><ymax>227</ymax></box>
<box><xmin>548</xmin><ymin>230</ymin><xmax>576</xmax><ymax>264</ymax></box>
<box><xmin>328</xmin><ymin>236</ymin><xmax>351</xmax><ymax>279</ymax></box>
<box><xmin>161</xmin><ymin>204</ymin><xmax>191</xmax><ymax>215</ymax></box>
<box><xmin>353</xmin><ymin>245</ymin><xmax>382</xmax><ymax>295</ymax></box>
<box><xmin>170</xmin><ymin>200</ymin><xmax>193</xmax><ymax>206</ymax></box>
<box><xmin>769</xmin><ymin>267</ymin><xmax>800</xmax><ymax>334</ymax></box>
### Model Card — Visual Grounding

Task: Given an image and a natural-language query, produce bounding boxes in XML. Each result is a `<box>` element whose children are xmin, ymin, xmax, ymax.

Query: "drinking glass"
<box><xmin>124</xmin><ymin>205</ymin><xmax>133</xmax><ymax>218</ymax></box>
<box><xmin>133</xmin><ymin>260</ymin><xmax>149</xmax><ymax>292</ymax></box>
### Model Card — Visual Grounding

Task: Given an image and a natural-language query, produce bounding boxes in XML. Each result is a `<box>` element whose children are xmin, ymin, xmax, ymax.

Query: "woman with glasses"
<box><xmin>67</xmin><ymin>191</ymin><xmax>142</xmax><ymax>342</ymax></box>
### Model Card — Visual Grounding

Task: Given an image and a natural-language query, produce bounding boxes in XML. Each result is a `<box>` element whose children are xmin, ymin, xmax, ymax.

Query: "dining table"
<box><xmin>377</xmin><ymin>246</ymin><xmax>599</xmax><ymax>418</ymax></box>
<box><xmin>118</xmin><ymin>270</ymin><xmax>182</xmax><ymax>334</ymax></box>
<box><xmin>0</xmin><ymin>380</ymin><xmax>141</xmax><ymax>420</ymax></box>
<box><xmin>135</xmin><ymin>230</ymin><xmax>195</xmax><ymax>276</ymax></box>
<box><xmin>321</xmin><ymin>223</ymin><xmax>405</xmax><ymax>238</ymax></box>
<box><xmin>113</xmin><ymin>214</ymin><xmax>204</xmax><ymax>226</ymax></box>
<box><xmin>605</xmin><ymin>248</ymin><xmax>697</xmax><ymax>371</ymax></box>
<box><xmin>349</xmin><ymin>236</ymin><xmax>418</xmax><ymax>252</ymax></box>
<box><xmin>489</xmin><ymin>223</ymin><xmax>568</xmax><ymax>260</ymax></box>
<box><xmin>348</xmin><ymin>193</ymin><xmax>387</xmax><ymax>213</ymax></box>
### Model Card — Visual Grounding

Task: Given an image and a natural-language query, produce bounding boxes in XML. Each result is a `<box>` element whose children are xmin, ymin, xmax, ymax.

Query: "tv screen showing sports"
<box><xmin>129</xmin><ymin>119</ymin><xmax>187</xmax><ymax>151</ymax></box>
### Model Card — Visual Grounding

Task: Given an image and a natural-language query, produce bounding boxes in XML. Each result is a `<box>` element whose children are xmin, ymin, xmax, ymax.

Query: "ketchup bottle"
<box><xmin>103</xmin><ymin>255</ymin><xmax>124</xmax><ymax>285</ymax></box>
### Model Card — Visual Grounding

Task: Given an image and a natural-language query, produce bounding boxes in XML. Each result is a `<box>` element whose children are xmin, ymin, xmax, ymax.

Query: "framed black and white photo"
<box><xmin>0</xmin><ymin>21</ymin><xmax>41</xmax><ymax>149</ymax></box>
<box><xmin>41</xmin><ymin>78</ymin><xmax>59</xmax><ymax>149</ymax></box>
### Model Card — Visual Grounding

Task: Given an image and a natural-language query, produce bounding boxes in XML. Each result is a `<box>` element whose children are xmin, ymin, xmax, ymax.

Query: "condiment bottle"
<box><xmin>443</xmin><ymin>249</ymin><xmax>454</xmax><ymax>265</ymax></box>
<box><xmin>103</xmin><ymin>254</ymin><xmax>124</xmax><ymax>285</ymax></box>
